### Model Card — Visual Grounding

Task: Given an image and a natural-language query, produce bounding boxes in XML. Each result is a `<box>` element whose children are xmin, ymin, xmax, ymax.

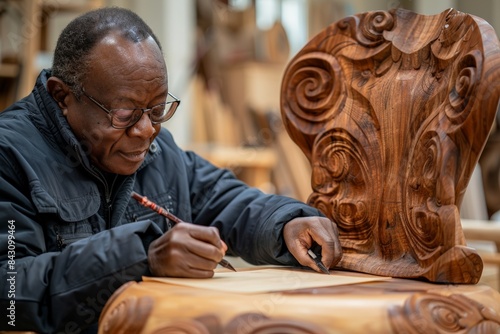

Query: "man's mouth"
<box><xmin>119</xmin><ymin>149</ymin><xmax>148</xmax><ymax>162</ymax></box>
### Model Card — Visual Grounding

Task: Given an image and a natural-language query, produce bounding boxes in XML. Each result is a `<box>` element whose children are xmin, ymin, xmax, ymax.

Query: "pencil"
<box><xmin>131</xmin><ymin>191</ymin><xmax>237</xmax><ymax>272</ymax></box>
<box><xmin>307</xmin><ymin>249</ymin><xmax>330</xmax><ymax>275</ymax></box>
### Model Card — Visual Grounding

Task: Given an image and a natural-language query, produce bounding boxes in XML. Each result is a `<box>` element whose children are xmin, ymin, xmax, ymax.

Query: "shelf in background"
<box><xmin>0</xmin><ymin>63</ymin><xmax>20</xmax><ymax>78</ymax></box>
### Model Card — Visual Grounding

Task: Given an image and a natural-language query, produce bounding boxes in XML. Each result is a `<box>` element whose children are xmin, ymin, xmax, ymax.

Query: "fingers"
<box><xmin>326</xmin><ymin>221</ymin><xmax>343</xmax><ymax>267</ymax></box>
<box><xmin>187</xmin><ymin>223</ymin><xmax>225</xmax><ymax>250</ymax></box>
<box><xmin>184</xmin><ymin>223</ymin><xmax>226</xmax><ymax>259</ymax></box>
<box><xmin>309</xmin><ymin>218</ymin><xmax>342</xmax><ymax>269</ymax></box>
<box><xmin>147</xmin><ymin>223</ymin><xmax>226</xmax><ymax>278</ymax></box>
<box><xmin>283</xmin><ymin>217</ymin><xmax>343</xmax><ymax>273</ymax></box>
<box><xmin>220</xmin><ymin>240</ymin><xmax>228</xmax><ymax>253</ymax></box>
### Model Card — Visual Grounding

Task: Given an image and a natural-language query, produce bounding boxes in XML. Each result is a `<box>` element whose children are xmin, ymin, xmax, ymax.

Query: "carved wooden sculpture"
<box><xmin>280</xmin><ymin>8</ymin><xmax>500</xmax><ymax>283</ymax></box>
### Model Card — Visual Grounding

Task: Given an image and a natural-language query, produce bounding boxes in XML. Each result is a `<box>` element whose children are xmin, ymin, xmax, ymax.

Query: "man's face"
<box><xmin>64</xmin><ymin>32</ymin><xmax>168</xmax><ymax>175</ymax></box>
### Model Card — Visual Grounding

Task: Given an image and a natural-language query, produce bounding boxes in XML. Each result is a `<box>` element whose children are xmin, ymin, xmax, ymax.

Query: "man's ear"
<box><xmin>46</xmin><ymin>77</ymin><xmax>71</xmax><ymax>115</ymax></box>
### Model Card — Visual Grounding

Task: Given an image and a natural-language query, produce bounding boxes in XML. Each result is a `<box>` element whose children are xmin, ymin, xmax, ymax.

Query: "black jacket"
<box><xmin>0</xmin><ymin>70</ymin><xmax>321</xmax><ymax>333</ymax></box>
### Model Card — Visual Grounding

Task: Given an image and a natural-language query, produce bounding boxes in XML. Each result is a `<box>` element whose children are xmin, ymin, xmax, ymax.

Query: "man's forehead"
<box><xmin>84</xmin><ymin>32</ymin><xmax>167</xmax><ymax>88</ymax></box>
<box><xmin>90</xmin><ymin>32</ymin><xmax>164</xmax><ymax>69</ymax></box>
<box><xmin>97</xmin><ymin>32</ymin><xmax>158</xmax><ymax>50</ymax></box>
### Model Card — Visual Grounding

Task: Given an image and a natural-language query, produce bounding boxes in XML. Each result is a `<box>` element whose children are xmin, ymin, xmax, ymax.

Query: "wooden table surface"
<box><xmin>98</xmin><ymin>267</ymin><xmax>500</xmax><ymax>334</ymax></box>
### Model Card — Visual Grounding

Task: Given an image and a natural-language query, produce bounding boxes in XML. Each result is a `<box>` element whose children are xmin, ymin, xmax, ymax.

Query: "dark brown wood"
<box><xmin>280</xmin><ymin>8</ymin><xmax>500</xmax><ymax>283</ymax></box>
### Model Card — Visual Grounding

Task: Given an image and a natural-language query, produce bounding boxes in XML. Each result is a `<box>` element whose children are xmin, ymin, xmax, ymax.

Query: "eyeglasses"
<box><xmin>81</xmin><ymin>88</ymin><xmax>180</xmax><ymax>129</ymax></box>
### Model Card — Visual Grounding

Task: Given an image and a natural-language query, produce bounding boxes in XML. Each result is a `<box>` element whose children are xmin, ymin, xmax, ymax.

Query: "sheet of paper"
<box><xmin>143</xmin><ymin>268</ymin><xmax>391</xmax><ymax>294</ymax></box>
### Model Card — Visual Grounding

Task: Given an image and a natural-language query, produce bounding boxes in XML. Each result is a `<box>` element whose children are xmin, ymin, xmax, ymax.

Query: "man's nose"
<box><xmin>127</xmin><ymin>111</ymin><xmax>156</xmax><ymax>138</ymax></box>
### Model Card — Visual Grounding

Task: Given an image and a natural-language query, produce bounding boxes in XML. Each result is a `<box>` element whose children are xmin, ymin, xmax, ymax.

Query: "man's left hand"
<box><xmin>283</xmin><ymin>217</ymin><xmax>342</xmax><ymax>273</ymax></box>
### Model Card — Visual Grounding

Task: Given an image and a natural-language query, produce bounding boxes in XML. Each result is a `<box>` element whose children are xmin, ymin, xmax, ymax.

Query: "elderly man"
<box><xmin>0</xmin><ymin>7</ymin><xmax>341</xmax><ymax>333</ymax></box>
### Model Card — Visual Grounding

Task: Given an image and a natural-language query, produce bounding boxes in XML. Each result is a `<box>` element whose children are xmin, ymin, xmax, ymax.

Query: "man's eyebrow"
<box><xmin>110</xmin><ymin>92</ymin><xmax>168</xmax><ymax>108</ymax></box>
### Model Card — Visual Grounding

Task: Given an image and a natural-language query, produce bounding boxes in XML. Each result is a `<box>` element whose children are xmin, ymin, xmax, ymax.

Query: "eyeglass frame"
<box><xmin>80</xmin><ymin>88</ymin><xmax>180</xmax><ymax>129</ymax></box>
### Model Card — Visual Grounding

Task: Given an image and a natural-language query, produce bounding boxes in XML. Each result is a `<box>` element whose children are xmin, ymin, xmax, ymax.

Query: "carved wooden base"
<box><xmin>99</xmin><ymin>269</ymin><xmax>500</xmax><ymax>334</ymax></box>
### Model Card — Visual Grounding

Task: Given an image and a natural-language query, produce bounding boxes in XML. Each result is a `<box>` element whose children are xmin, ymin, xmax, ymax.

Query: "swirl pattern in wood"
<box><xmin>280</xmin><ymin>8</ymin><xmax>500</xmax><ymax>283</ymax></box>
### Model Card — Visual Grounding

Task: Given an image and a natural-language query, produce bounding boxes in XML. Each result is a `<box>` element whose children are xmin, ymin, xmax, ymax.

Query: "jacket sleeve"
<box><xmin>0</xmin><ymin>163</ymin><xmax>163</xmax><ymax>332</ymax></box>
<box><xmin>180</xmin><ymin>147</ymin><xmax>324</xmax><ymax>267</ymax></box>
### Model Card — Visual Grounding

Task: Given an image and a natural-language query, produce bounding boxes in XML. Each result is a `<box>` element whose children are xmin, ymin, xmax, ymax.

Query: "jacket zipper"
<box><xmin>72</xmin><ymin>145</ymin><xmax>128</xmax><ymax>229</ymax></box>
<box><xmin>54</xmin><ymin>225</ymin><xmax>66</xmax><ymax>250</ymax></box>
<box><xmin>91</xmin><ymin>165</ymin><xmax>116</xmax><ymax>229</ymax></box>
<box><xmin>90</xmin><ymin>172</ymin><xmax>124</xmax><ymax>229</ymax></box>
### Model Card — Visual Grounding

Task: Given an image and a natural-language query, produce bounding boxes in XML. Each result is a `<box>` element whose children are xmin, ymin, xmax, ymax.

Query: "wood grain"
<box><xmin>98</xmin><ymin>271</ymin><xmax>500</xmax><ymax>334</ymax></box>
<box><xmin>280</xmin><ymin>8</ymin><xmax>500</xmax><ymax>284</ymax></box>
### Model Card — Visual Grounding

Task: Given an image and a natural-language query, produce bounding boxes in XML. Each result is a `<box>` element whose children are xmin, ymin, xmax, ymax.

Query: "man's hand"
<box><xmin>283</xmin><ymin>217</ymin><xmax>342</xmax><ymax>273</ymax></box>
<box><xmin>147</xmin><ymin>223</ymin><xmax>227</xmax><ymax>278</ymax></box>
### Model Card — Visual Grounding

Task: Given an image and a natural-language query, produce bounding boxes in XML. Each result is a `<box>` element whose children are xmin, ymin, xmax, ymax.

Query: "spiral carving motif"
<box><xmin>224</xmin><ymin>313</ymin><xmax>327</xmax><ymax>334</ymax></box>
<box><xmin>100</xmin><ymin>296</ymin><xmax>153</xmax><ymax>334</ymax></box>
<box><xmin>152</xmin><ymin>320</ymin><xmax>211</xmax><ymax>334</ymax></box>
<box><xmin>310</xmin><ymin>130</ymin><xmax>373</xmax><ymax>239</ymax></box>
<box><xmin>337</xmin><ymin>11</ymin><xmax>394</xmax><ymax>47</ymax></box>
<box><xmin>389</xmin><ymin>293</ymin><xmax>500</xmax><ymax>333</ymax></box>
<box><xmin>408</xmin><ymin>207</ymin><xmax>443</xmax><ymax>260</ymax></box>
<box><xmin>282</xmin><ymin>52</ymin><xmax>344</xmax><ymax>133</ymax></box>
<box><xmin>446</xmin><ymin>51</ymin><xmax>481</xmax><ymax>124</ymax></box>
<box><xmin>420</xmin><ymin>136</ymin><xmax>440</xmax><ymax>188</ymax></box>
<box><xmin>360</xmin><ymin>11</ymin><xmax>395</xmax><ymax>44</ymax></box>
<box><xmin>404</xmin><ymin>132</ymin><xmax>445</xmax><ymax>261</ymax></box>
<box><xmin>407</xmin><ymin>132</ymin><xmax>441</xmax><ymax>202</ymax></box>
<box><xmin>311</xmin><ymin>150</ymin><xmax>349</xmax><ymax>195</ymax></box>
<box><xmin>440</xmin><ymin>10</ymin><xmax>470</xmax><ymax>48</ymax></box>
<box><xmin>311</xmin><ymin>131</ymin><xmax>366</xmax><ymax>220</ymax></box>
<box><xmin>311</xmin><ymin>130</ymin><xmax>368</xmax><ymax>192</ymax></box>
<box><xmin>333</xmin><ymin>200</ymin><xmax>368</xmax><ymax>226</ymax></box>
<box><xmin>307</xmin><ymin>193</ymin><xmax>332</xmax><ymax>218</ymax></box>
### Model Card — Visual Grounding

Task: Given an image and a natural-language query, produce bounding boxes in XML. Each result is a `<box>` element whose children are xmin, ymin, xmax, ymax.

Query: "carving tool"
<box><xmin>131</xmin><ymin>191</ymin><xmax>237</xmax><ymax>272</ymax></box>
<box><xmin>307</xmin><ymin>249</ymin><xmax>330</xmax><ymax>275</ymax></box>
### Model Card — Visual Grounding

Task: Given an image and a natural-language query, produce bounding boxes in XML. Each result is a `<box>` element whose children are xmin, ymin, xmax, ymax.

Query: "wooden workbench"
<box><xmin>98</xmin><ymin>267</ymin><xmax>500</xmax><ymax>333</ymax></box>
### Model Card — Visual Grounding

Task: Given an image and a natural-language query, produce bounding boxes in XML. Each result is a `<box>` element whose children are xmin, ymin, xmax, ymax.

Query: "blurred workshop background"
<box><xmin>1</xmin><ymin>0</ymin><xmax>500</xmax><ymax>287</ymax></box>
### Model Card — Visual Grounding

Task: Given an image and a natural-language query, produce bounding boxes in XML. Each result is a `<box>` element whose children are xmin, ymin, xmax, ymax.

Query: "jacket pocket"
<box><xmin>30</xmin><ymin>179</ymin><xmax>100</xmax><ymax>222</ymax></box>
<box><xmin>30</xmin><ymin>180</ymin><xmax>101</xmax><ymax>250</ymax></box>
<box><xmin>54</xmin><ymin>220</ymin><xmax>95</xmax><ymax>249</ymax></box>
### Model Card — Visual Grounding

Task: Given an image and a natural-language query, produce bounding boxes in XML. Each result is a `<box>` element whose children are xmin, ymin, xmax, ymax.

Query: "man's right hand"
<box><xmin>147</xmin><ymin>222</ymin><xmax>227</xmax><ymax>278</ymax></box>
